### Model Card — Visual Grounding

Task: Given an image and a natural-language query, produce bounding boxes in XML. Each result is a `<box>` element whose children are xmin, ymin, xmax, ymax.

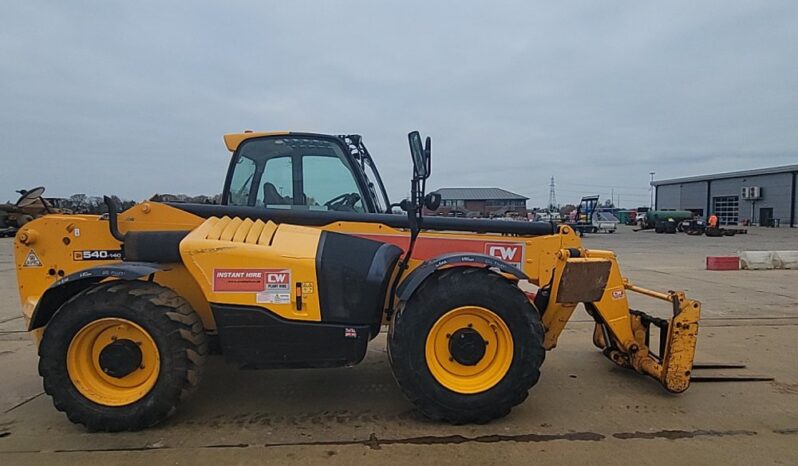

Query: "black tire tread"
<box><xmin>389</xmin><ymin>268</ymin><xmax>545</xmax><ymax>424</ymax></box>
<box><xmin>38</xmin><ymin>280</ymin><xmax>208</xmax><ymax>431</ymax></box>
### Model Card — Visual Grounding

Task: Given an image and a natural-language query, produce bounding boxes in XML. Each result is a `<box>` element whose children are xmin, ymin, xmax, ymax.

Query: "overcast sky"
<box><xmin>1</xmin><ymin>1</ymin><xmax>796</xmax><ymax>208</ymax></box>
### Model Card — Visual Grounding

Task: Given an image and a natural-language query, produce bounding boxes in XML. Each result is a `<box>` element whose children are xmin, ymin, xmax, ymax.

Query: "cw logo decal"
<box><xmin>484</xmin><ymin>243</ymin><xmax>524</xmax><ymax>267</ymax></box>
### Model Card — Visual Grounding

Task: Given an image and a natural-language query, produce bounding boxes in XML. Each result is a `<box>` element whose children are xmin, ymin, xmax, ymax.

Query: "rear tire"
<box><xmin>39</xmin><ymin>281</ymin><xmax>208</xmax><ymax>431</ymax></box>
<box><xmin>389</xmin><ymin>268</ymin><xmax>545</xmax><ymax>424</ymax></box>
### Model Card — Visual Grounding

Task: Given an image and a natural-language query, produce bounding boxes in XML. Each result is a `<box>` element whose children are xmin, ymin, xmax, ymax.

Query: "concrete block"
<box><xmin>738</xmin><ymin>251</ymin><xmax>775</xmax><ymax>270</ymax></box>
<box><xmin>773</xmin><ymin>251</ymin><xmax>798</xmax><ymax>269</ymax></box>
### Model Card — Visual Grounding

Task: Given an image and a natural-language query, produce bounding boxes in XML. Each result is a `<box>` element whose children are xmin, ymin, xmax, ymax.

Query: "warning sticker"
<box><xmin>23</xmin><ymin>250</ymin><xmax>42</xmax><ymax>268</ymax></box>
<box><xmin>257</xmin><ymin>291</ymin><xmax>291</xmax><ymax>304</ymax></box>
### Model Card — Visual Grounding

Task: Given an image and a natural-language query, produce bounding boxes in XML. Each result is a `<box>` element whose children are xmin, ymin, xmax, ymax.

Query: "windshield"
<box><xmin>341</xmin><ymin>135</ymin><xmax>390</xmax><ymax>214</ymax></box>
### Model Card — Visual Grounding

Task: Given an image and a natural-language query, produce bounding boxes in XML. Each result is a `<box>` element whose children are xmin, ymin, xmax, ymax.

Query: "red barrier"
<box><xmin>706</xmin><ymin>256</ymin><xmax>739</xmax><ymax>271</ymax></box>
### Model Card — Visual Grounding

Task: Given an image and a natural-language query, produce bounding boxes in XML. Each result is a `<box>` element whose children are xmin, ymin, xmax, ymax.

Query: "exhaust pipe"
<box><xmin>103</xmin><ymin>196</ymin><xmax>125</xmax><ymax>242</ymax></box>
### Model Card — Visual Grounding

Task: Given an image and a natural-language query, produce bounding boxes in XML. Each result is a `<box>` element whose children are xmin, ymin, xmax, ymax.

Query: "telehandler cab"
<box><xmin>14</xmin><ymin>131</ymin><xmax>701</xmax><ymax>431</ymax></box>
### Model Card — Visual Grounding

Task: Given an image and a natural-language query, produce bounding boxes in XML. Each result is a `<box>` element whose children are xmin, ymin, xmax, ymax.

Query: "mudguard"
<box><xmin>397</xmin><ymin>252</ymin><xmax>528</xmax><ymax>301</ymax></box>
<box><xmin>28</xmin><ymin>262</ymin><xmax>170</xmax><ymax>330</ymax></box>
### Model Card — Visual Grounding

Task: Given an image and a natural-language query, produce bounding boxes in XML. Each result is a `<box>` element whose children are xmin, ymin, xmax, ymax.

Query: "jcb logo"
<box><xmin>484</xmin><ymin>243</ymin><xmax>523</xmax><ymax>266</ymax></box>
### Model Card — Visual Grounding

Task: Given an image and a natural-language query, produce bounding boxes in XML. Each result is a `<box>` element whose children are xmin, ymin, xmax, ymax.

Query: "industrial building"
<box><xmin>426</xmin><ymin>187</ymin><xmax>528</xmax><ymax>217</ymax></box>
<box><xmin>653</xmin><ymin>164</ymin><xmax>798</xmax><ymax>227</ymax></box>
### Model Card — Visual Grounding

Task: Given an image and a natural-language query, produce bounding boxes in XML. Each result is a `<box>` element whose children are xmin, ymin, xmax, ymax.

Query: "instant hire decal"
<box><xmin>213</xmin><ymin>268</ymin><xmax>292</xmax><ymax>305</ymax></box>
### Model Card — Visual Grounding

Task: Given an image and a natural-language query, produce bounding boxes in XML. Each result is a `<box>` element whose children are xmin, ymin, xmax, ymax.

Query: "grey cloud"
<box><xmin>1</xmin><ymin>1</ymin><xmax>796</xmax><ymax>208</ymax></box>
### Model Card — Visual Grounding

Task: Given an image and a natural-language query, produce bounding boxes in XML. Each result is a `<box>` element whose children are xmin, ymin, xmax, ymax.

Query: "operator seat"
<box><xmin>263</xmin><ymin>182</ymin><xmax>287</xmax><ymax>205</ymax></box>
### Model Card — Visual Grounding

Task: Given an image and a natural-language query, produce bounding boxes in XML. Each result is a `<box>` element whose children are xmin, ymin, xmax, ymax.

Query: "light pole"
<box><xmin>649</xmin><ymin>172</ymin><xmax>655</xmax><ymax>209</ymax></box>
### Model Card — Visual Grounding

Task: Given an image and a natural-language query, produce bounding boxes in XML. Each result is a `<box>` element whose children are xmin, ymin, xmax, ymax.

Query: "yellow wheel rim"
<box><xmin>425</xmin><ymin>306</ymin><xmax>513</xmax><ymax>394</ymax></box>
<box><xmin>66</xmin><ymin>318</ymin><xmax>160</xmax><ymax>406</ymax></box>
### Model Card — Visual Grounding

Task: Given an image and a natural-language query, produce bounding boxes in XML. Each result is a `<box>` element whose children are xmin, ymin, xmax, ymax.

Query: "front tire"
<box><xmin>389</xmin><ymin>268</ymin><xmax>545</xmax><ymax>424</ymax></box>
<box><xmin>38</xmin><ymin>281</ymin><xmax>208</xmax><ymax>431</ymax></box>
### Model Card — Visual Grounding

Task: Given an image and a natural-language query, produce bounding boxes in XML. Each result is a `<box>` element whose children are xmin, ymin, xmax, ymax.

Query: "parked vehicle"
<box><xmin>638</xmin><ymin>210</ymin><xmax>693</xmax><ymax>232</ymax></box>
<box><xmin>593</xmin><ymin>211</ymin><xmax>619</xmax><ymax>233</ymax></box>
<box><xmin>681</xmin><ymin>219</ymin><xmax>707</xmax><ymax>235</ymax></box>
<box><xmin>0</xmin><ymin>227</ymin><xmax>18</xmax><ymax>238</ymax></box>
<box><xmin>569</xmin><ymin>196</ymin><xmax>618</xmax><ymax>233</ymax></box>
<box><xmin>13</xmin><ymin>130</ymin><xmax>702</xmax><ymax>431</ymax></box>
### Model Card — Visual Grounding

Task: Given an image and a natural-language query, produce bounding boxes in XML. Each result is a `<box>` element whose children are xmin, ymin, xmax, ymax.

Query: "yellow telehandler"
<box><xmin>14</xmin><ymin>131</ymin><xmax>700</xmax><ymax>431</ymax></box>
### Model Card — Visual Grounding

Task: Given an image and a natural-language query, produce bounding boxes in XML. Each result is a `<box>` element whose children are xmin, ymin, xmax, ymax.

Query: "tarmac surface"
<box><xmin>1</xmin><ymin>225</ymin><xmax>797</xmax><ymax>465</ymax></box>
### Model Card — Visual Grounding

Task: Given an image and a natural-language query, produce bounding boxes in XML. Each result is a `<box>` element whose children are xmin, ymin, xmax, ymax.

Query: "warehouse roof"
<box><xmin>652</xmin><ymin>164</ymin><xmax>798</xmax><ymax>186</ymax></box>
<box><xmin>431</xmin><ymin>187</ymin><xmax>528</xmax><ymax>200</ymax></box>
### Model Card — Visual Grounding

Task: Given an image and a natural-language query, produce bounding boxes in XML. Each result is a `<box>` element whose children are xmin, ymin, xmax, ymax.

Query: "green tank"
<box><xmin>641</xmin><ymin>210</ymin><xmax>694</xmax><ymax>229</ymax></box>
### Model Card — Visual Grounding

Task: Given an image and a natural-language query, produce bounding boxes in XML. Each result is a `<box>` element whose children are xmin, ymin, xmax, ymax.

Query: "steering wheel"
<box><xmin>324</xmin><ymin>193</ymin><xmax>361</xmax><ymax>211</ymax></box>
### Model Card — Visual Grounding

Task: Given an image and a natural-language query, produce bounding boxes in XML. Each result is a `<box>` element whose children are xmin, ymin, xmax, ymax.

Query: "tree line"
<box><xmin>54</xmin><ymin>193</ymin><xmax>221</xmax><ymax>214</ymax></box>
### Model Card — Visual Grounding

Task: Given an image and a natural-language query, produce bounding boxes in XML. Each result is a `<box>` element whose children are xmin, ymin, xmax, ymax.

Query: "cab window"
<box><xmin>303</xmin><ymin>155</ymin><xmax>363</xmax><ymax>211</ymax></box>
<box><xmin>226</xmin><ymin>137</ymin><xmax>366</xmax><ymax>212</ymax></box>
<box><xmin>256</xmin><ymin>156</ymin><xmax>293</xmax><ymax>208</ymax></box>
<box><xmin>229</xmin><ymin>157</ymin><xmax>256</xmax><ymax>206</ymax></box>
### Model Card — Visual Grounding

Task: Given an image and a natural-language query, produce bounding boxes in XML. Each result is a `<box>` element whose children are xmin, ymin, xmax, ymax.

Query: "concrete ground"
<box><xmin>1</xmin><ymin>226</ymin><xmax>797</xmax><ymax>465</ymax></box>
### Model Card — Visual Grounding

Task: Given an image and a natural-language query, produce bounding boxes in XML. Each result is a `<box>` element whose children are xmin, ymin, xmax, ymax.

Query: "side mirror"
<box><xmin>424</xmin><ymin>136</ymin><xmax>431</xmax><ymax>176</ymax></box>
<box><xmin>424</xmin><ymin>192</ymin><xmax>441</xmax><ymax>211</ymax></box>
<box><xmin>408</xmin><ymin>131</ymin><xmax>429</xmax><ymax>179</ymax></box>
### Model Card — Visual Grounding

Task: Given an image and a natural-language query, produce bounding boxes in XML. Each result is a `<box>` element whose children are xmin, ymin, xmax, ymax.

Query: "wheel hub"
<box><xmin>448</xmin><ymin>328</ymin><xmax>487</xmax><ymax>366</ymax></box>
<box><xmin>99</xmin><ymin>339</ymin><xmax>143</xmax><ymax>378</ymax></box>
<box><xmin>425</xmin><ymin>306</ymin><xmax>514</xmax><ymax>394</ymax></box>
<box><xmin>67</xmin><ymin>318</ymin><xmax>160</xmax><ymax>406</ymax></box>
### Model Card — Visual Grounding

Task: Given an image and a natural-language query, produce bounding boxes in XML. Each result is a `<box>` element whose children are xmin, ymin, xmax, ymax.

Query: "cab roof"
<box><xmin>223</xmin><ymin>131</ymin><xmax>290</xmax><ymax>152</ymax></box>
<box><xmin>223</xmin><ymin>131</ymin><xmax>357</xmax><ymax>152</ymax></box>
